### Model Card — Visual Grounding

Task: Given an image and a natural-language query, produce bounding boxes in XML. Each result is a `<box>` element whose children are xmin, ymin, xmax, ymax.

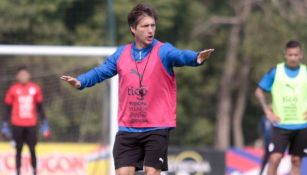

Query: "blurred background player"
<box><xmin>1</xmin><ymin>66</ymin><xmax>50</xmax><ymax>175</ymax></box>
<box><xmin>255</xmin><ymin>40</ymin><xmax>307</xmax><ymax>175</ymax></box>
<box><xmin>61</xmin><ymin>3</ymin><xmax>214</xmax><ymax>175</ymax></box>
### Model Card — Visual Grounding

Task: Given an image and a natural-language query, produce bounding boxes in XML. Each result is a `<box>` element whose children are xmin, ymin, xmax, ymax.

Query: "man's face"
<box><xmin>130</xmin><ymin>16</ymin><xmax>156</xmax><ymax>48</ymax></box>
<box><xmin>16</xmin><ymin>70</ymin><xmax>31</xmax><ymax>84</ymax></box>
<box><xmin>284</xmin><ymin>47</ymin><xmax>303</xmax><ymax>68</ymax></box>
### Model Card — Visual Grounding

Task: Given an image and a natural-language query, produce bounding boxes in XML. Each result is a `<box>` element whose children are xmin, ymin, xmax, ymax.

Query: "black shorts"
<box><xmin>113</xmin><ymin>129</ymin><xmax>169</xmax><ymax>171</ymax></box>
<box><xmin>12</xmin><ymin>125</ymin><xmax>37</xmax><ymax>147</ymax></box>
<box><xmin>268</xmin><ymin>127</ymin><xmax>307</xmax><ymax>156</ymax></box>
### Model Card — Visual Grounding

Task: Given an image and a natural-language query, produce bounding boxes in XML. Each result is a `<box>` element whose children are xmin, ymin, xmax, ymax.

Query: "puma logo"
<box><xmin>159</xmin><ymin>157</ymin><xmax>164</xmax><ymax>163</ymax></box>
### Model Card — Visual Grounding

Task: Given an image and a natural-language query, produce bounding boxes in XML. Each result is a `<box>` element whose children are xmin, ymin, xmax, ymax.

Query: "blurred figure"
<box><xmin>1</xmin><ymin>66</ymin><xmax>50</xmax><ymax>175</ymax></box>
<box><xmin>259</xmin><ymin>115</ymin><xmax>273</xmax><ymax>175</ymax></box>
<box><xmin>255</xmin><ymin>40</ymin><xmax>307</xmax><ymax>175</ymax></box>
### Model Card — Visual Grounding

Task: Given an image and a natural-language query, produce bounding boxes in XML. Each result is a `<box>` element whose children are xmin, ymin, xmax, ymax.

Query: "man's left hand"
<box><xmin>197</xmin><ymin>49</ymin><xmax>215</xmax><ymax>64</ymax></box>
<box><xmin>40</xmin><ymin>120</ymin><xmax>51</xmax><ymax>139</ymax></box>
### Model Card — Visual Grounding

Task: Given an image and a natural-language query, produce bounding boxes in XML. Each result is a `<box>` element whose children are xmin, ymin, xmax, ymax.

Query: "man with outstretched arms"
<box><xmin>61</xmin><ymin>3</ymin><xmax>214</xmax><ymax>175</ymax></box>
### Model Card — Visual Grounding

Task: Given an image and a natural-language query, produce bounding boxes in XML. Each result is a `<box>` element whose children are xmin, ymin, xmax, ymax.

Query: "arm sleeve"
<box><xmin>159</xmin><ymin>43</ymin><xmax>200</xmax><ymax>75</ymax></box>
<box><xmin>36</xmin><ymin>103</ymin><xmax>46</xmax><ymax>121</ymax></box>
<box><xmin>258</xmin><ymin>67</ymin><xmax>276</xmax><ymax>92</ymax></box>
<box><xmin>34</xmin><ymin>85</ymin><xmax>46</xmax><ymax>121</ymax></box>
<box><xmin>4</xmin><ymin>87</ymin><xmax>14</xmax><ymax>105</ymax></box>
<box><xmin>76</xmin><ymin>46</ymin><xmax>124</xmax><ymax>89</ymax></box>
<box><xmin>3</xmin><ymin>104</ymin><xmax>11</xmax><ymax>122</ymax></box>
<box><xmin>3</xmin><ymin>87</ymin><xmax>13</xmax><ymax>122</ymax></box>
<box><xmin>35</xmin><ymin>85</ymin><xmax>43</xmax><ymax>104</ymax></box>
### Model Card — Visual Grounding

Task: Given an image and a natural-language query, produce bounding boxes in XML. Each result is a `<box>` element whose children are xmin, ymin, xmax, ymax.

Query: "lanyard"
<box><xmin>134</xmin><ymin>50</ymin><xmax>152</xmax><ymax>97</ymax></box>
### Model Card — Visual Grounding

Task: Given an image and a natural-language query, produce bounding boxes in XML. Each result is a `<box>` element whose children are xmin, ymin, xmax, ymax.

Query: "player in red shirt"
<box><xmin>1</xmin><ymin>66</ymin><xmax>50</xmax><ymax>175</ymax></box>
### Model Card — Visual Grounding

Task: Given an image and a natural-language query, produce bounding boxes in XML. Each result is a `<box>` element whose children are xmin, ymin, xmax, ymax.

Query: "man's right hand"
<box><xmin>60</xmin><ymin>75</ymin><xmax>81</xmax><ymax>89</ymax></box>
<box><xmin>265</xmin><ymin>108</ymin><xmax>280</xmax><ymax>124</ymax></box>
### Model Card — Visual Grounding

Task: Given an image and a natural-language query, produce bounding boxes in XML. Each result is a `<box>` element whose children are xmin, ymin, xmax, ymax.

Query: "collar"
<box><xmin>132</xmin><ymin>39</ymin><xmax>158</xmax><ymax>53</ymax></box>
<box><xmin>285</xmin><ymin>64</ymin><xmax>300</xmax><ymax>70</ymax></box>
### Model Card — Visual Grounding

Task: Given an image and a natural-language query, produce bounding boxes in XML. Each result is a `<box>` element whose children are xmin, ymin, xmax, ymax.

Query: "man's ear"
<box><xmin>130</xmin><ymin>26</ymin><xmax>136</xmax><ymax>36</ymax></box>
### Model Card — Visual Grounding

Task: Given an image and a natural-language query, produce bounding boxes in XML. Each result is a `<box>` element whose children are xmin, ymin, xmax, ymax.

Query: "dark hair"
<box><xmin>127</xmin><ymin>3</ymin><xmax>158</xmax><ymax>29</ymax></box>
<box><xmin>286</xmin><ymin>40</ymin><xmax>302</xmax><ymax>49</ymax></box>
<box><xmin>17</xmin><ymin>66</ymin><xmax>28</xmax><ymax>72</ymax></box>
